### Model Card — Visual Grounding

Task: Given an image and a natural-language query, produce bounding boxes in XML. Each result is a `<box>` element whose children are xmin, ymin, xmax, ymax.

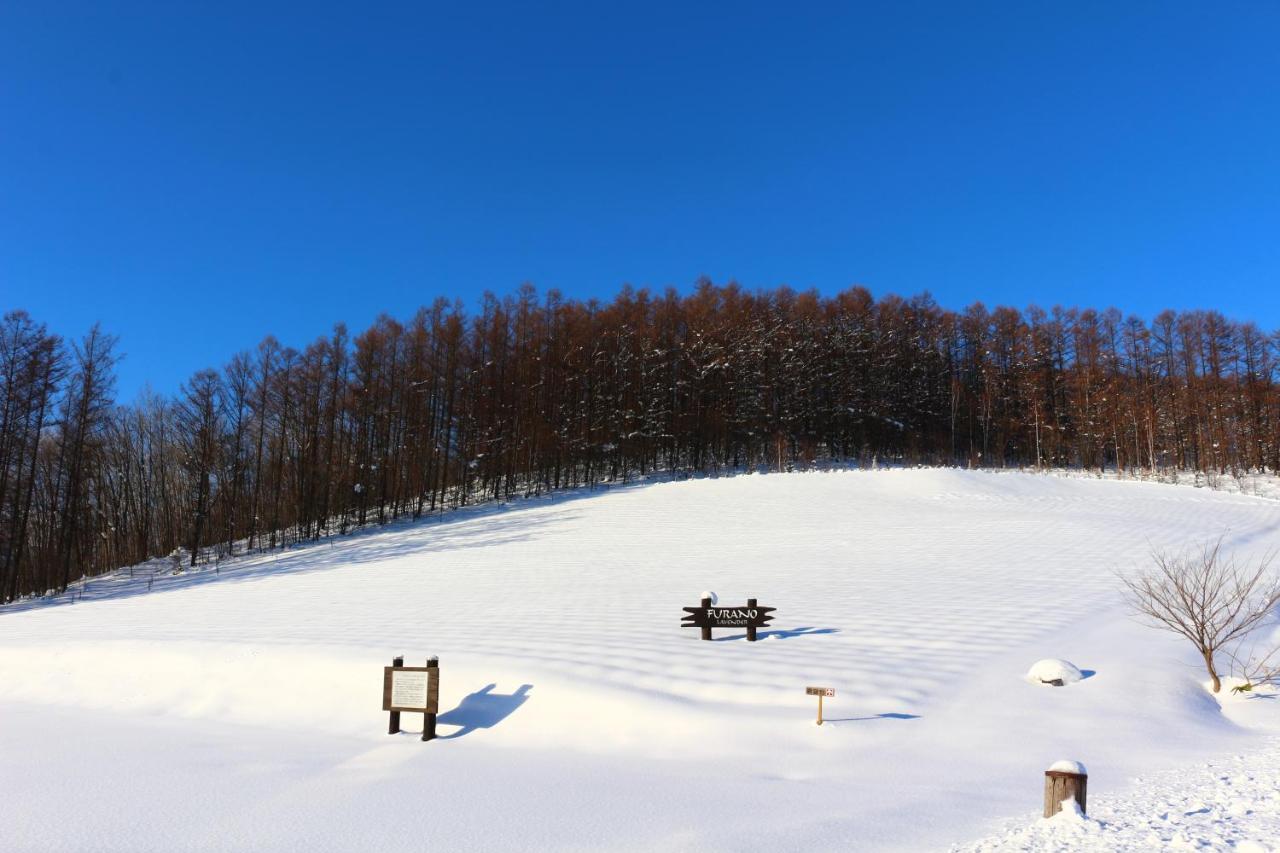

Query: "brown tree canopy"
<box><xmin>2</xmin><ymin>281</ymin><xmax>1278</xmax><ymax>600</ymax></box>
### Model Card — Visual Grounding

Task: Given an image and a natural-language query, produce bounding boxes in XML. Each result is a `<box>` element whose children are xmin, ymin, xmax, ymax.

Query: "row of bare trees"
<box><xmin>3</xmin><ymin>281</ymin><xmax>1279</xmax><ymax>601</ymax></box>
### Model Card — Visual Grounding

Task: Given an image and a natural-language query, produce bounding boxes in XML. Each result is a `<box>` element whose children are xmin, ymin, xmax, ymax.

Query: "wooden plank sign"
<box><xmin>681</xmin><ymin>604</ymin><xmax>775</xmax><ymax>629</ymax></box>
<box><xmin>383</xmin><ymin>665</ymin><xmax>440</xmax><ymax>713</ymax></box>
<box><xmin>682</xmin><ymin>596</ymin><xmax>775</xmax><ymax>641</ymax></box>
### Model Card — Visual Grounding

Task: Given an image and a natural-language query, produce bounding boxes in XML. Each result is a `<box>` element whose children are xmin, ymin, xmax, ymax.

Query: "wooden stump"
<box><xmin>1043</xmin><ymin>769</ymin><xmax>1087</xmax><ymax>818</ymax></box>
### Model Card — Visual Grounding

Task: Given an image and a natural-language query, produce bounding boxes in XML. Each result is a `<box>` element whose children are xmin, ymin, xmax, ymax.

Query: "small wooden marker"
<box><xmin>1043</xmin><ymin>761</ymin><xmax>1087</xmax><ymax>818</ymax></box>
<box><xmin>806</xmin><ymin>686</ymin><xmax>835</xmax><ymax>725</ymax></box>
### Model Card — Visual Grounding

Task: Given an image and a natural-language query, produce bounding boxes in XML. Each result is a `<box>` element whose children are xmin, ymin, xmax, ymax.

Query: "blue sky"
<box><xmin>3</xmin><ymin>2</ymin><xmax>1279</xmax><ymax>400</ymax></box>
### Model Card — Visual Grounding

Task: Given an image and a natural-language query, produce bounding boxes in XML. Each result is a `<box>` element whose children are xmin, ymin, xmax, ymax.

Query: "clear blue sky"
<box><xmin>3</xmin><ymin>2</ymin><xmax>1279</xmax><ymax>400</ymax></box>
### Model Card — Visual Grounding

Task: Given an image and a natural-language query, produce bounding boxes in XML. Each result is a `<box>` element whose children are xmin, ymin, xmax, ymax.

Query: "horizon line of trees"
<box><xmin>3</xmin><ymin>280</ymin><xmax>1279</xmax><ymax>602</ymax></box>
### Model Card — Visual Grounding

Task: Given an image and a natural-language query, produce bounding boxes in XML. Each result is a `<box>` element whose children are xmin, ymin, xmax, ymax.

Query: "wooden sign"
<box><xmin>383</xmin><ymin>665</ymin><xmax>440</xmax><ymax>712</ymax></box>
<box><xmin>384</xmin><ymin>656</ymin><xmax>440</xmax><ymax>742</ymax></box>
<box><xmin>807</xmin><ymin>685</ymin><xmax>834</xmax><ymax>725</ymax></box>
<box><xmin>681</xmin><ymin>596</ymin><xmax>775</xmax><ymax>641</ymax></box>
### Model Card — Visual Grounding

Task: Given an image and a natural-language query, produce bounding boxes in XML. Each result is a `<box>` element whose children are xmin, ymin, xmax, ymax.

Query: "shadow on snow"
<box><xmin>435</xmin><ymin>684</ymin><xmax>533</xmax><ymax>739</ymax></box>
<box><xmin>0</xmin><ymin>477</ymin><xmax>679</xmax><ymax>614</ymax></box>
<box><xmin>713</xmin><ymin>626</ymin><xmax>840</xmax><ymax>641</ymax></box>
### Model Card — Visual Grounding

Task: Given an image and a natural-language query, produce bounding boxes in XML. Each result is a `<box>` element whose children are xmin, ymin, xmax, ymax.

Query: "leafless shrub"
<box><xmin>1226</xmin><ymin>638</ymin><xmax>1280</xmax><ymax>694</ymax></box>
<box><xmin>1119</xmin><ymin>536</ymin><xmax>1280</xmax><ymax>693</ymax></box>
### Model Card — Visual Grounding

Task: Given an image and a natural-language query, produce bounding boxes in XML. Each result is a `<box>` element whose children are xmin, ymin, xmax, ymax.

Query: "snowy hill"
<box><xmin>3</xmin><ymin>469</ymin><xmax>1280</xmax><ymax>851</ymax></box>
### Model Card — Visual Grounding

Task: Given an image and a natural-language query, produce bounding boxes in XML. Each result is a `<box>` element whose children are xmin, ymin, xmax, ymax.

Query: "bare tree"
<box><xmin>1120</xmin><ymin>536</ymin><xmax>1280</xmax><ymax>693</ymax></box>
<box><xmin>6</xmin><ymin>287</ymin><xmax>1280</xmax><ymax>601</ymax></box>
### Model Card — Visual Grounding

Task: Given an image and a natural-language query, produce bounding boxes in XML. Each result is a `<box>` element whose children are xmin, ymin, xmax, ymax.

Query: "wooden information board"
<box><xmin>382</xmin><ymin>665</ymin><xmax>440</xmax><ymax>713</ymax></box>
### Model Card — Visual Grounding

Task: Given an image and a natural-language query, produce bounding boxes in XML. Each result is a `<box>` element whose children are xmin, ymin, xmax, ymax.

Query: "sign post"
<box><xmin>681</xmin><ymin>597</ymin><xmax>775</xmax><ymax>641</ymax></box>
<box><xmin>386</xmin><ymin>655</ymin><xmax>405</xmax><ymax>734</ymax></box>
<box><xmin>806</xmin><ymin>686</ymin><xmax>834</xmax><ymax>725</ymax></box>
<box><xmin>383</xmin><ymin>656</ymin><xmax>440</xmax><ymax>741</ymax></box>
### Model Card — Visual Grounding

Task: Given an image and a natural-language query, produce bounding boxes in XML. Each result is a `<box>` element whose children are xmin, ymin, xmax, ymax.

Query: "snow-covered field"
<box><xmin>3</xmin><ymin>469</ymin><xmax>1280</xmax><ymax>852</ymax></box>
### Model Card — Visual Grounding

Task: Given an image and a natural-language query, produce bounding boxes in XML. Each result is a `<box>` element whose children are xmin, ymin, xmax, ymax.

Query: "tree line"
<box><xmin>2</xmin><ymin>280</ymin><xmax>1278</xmax><ymax>601</ymax></box>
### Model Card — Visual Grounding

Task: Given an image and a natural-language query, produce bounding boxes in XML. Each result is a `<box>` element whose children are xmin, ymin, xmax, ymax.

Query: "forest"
<box><xmin>2</xmin><ymin>280</ymin><xmax>1278</xmax><ymax>601</ymax></box>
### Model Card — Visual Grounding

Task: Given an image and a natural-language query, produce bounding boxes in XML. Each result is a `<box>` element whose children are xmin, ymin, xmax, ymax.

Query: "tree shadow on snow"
<box><xmin>0</xmin><ymin>506</ymin><xmax>575</xmax><ymax>615</ymax></box>
<box><xmin>825</xmin><ymin>712</ymin><xmax>921</xmax><ymax>722</ymax></box>
<box><xmin>713</xmin><ymin>626</ymin><xmax>839</xmax><ymax>642</ymax></box>
<box><xmin>435</xmin><ymin>684</ymin><xmax>533</xmax><ymax>739</ymax></box>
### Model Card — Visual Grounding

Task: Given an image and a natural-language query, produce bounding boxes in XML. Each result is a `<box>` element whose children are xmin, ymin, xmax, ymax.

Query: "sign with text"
<box><xmin>805</xmin><ymin>686</ymin><xmax>835</xmax><ymax>697</ymax></box>
<box><xmin>681</xmin><ymin>603</ymin><xmax>775</xmax><ymax>630</ymax></box>
<box><xmin>382</xmin><ymin>665</ymin><xmax>440</xmax><ymax>713</ymax></box>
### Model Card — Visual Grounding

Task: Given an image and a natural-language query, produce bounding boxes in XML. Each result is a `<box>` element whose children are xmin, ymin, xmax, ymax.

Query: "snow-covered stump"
<box><xmin>1043</xmin><ymin>760</ymin><xmax>1087</xmax><ymax>818</ymax></box>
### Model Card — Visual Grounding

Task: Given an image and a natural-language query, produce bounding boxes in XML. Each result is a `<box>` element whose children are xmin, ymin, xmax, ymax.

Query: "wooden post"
<box><xmin>1043</xmin><ymin>765</ymin><xmax>1088</xmax><ymax>818</ymax></box>
<box><xmin>388</xmin><ymin>655</ymin><xmax>404</xmax><ymax>735</ymax></box>
<box><xmin>816</xmin><ymin>693</ymin><xmax>824</xmax><ymax>725</ymax></box>
<box><xmin>746</xmin><ymin>598</ymin><xmax>758</xmax><ymax>642</ymax></box>
<box><xmin>422</xmin><ymin>656</ymin><xmax>439</xmax><ymax>742</ymax></box>
<box><xmin>700</xmin><ymin>596</ymin><xmax>712</xmax><ymax>641</ymax></box>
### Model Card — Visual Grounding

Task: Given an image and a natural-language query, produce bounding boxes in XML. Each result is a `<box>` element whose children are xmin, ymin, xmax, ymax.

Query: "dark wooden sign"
<box><xmin>383</xmin><ymin>666</ymin><xmax>440</xmax><ymax>713</ymax></box>
<box><xmin>384</xmin><ymin>656</ymin><xmax>439</xmax><ymax>741</ymax></box>
<box><xmin>681</xmin><ymin>597</ymin><xmax>775</xmax><ymax>641</ymax></box>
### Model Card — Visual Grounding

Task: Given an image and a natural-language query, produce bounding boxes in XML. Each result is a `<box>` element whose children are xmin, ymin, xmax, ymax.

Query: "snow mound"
<box><xmin>1026</xmin><ymin>658</ymin><xmax>1083</xmax><ymax>686</ymax></box>
<box><xmin>700</xmin><ymin>590</ymin><xmax>718</xmax><ymax>604</ymax></box>
<box><xmin>1047</xmin><ymin>760</ymin><xmax>1087</xmax><ymax>774</ymax></box>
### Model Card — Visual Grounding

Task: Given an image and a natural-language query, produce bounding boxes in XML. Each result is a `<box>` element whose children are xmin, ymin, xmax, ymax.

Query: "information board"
<box><xmin>382</xmin><ymin>665</ymin><xmax>440</xmax><ymax>713</ymax></box>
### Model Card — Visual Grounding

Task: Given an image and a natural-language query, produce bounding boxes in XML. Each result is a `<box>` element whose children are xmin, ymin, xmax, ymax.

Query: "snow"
<box><xmin>3</xmin><ymin>469</ymin><xmax>1280</xmax><ymax>851</ymax></box>
<box><xmin>1047</xmin><ymin>759</ymin><xmax>1087</xmax><ymax>774</ymax></box>
<box><xmin>956</xmin><ymin>742</ymin><xmax>1280</xmax><ymax>851</ymax></box>
<box><xmin>1026</xmin><ymin>659</ymin><xmax>1085</xmax><ymax>686</ymax></box>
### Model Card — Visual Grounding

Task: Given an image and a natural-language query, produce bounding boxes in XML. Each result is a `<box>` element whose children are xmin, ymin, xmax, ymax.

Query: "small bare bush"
<box><xmin>1119</xmin><ymin>536</ymin><xmax>1280</xmax><ymax>693</ymax></box>
<box><xmin>1227</xmin><ymin>638</ymin><xmax>1280</xmax><ymax>694</ymax></box>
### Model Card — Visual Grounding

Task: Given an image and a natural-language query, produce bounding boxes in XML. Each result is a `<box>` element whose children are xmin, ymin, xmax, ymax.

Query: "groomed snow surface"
<box><xmin>3</xmin><ymin>469</ymin><xmax>1280</xmax><ymax>852</ymax></box>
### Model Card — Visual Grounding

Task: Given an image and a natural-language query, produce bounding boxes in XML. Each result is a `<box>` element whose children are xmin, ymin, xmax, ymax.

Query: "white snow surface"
<box><xmin>956</xmin><ymin>741</ymin><xmax>1280</xmax><ymax>852</ymax></box>
<box><xmin>3</xmin><ymin>468</ymin><xmax>1280</xmax><ymax>852</ymax></box>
